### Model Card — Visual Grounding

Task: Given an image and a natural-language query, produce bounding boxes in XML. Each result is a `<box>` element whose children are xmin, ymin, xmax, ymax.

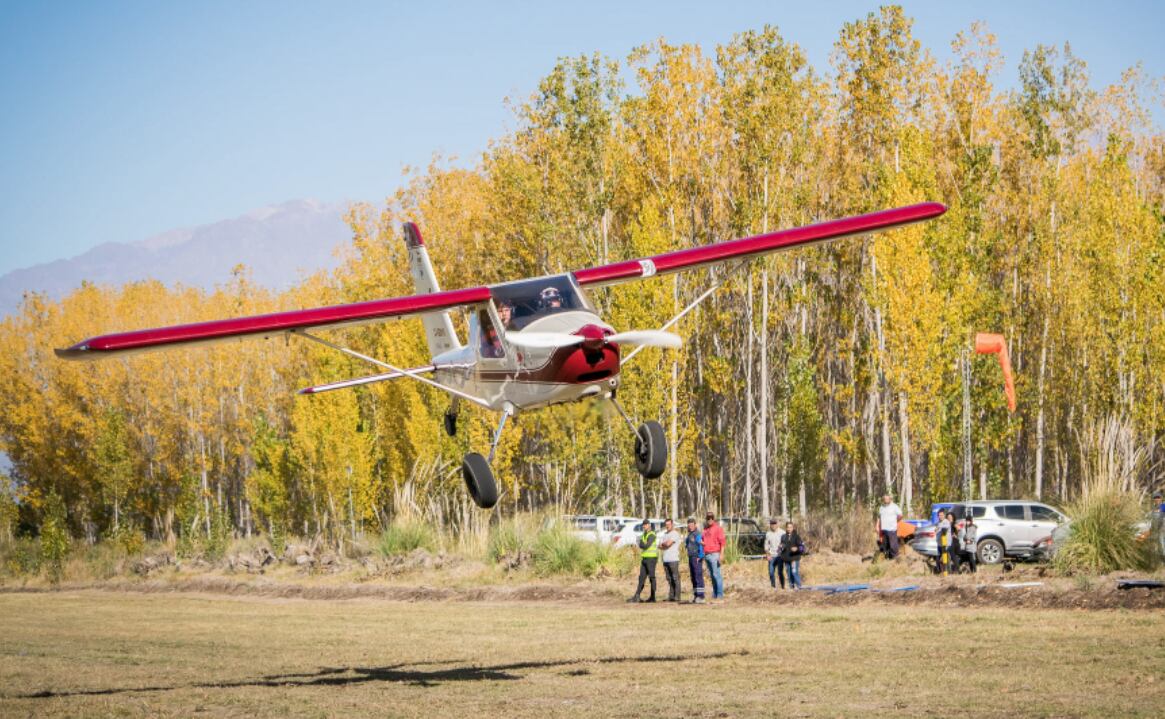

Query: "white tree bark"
<box><xmin>745</xmin><ymin>274</ymin><xmax>754</xmax><ymax>513</ymax></box>
<box><xmin>759</xmin><ymin>269</ymin><xmax>770</xmax><ymax>519</ymax></box>
<box><xmin>899</xmin><ymin>393</ymin><xmax>913</xmax><ymax>512</ymax></box>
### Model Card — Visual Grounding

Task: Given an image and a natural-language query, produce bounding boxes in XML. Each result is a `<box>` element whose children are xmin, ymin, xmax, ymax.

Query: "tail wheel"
<box><xmin>977</xmin><ymin>538</ymin><xmax>1004</xmax><ymax>565</ymax></box>
<box><xmin>444</xmin><ymin>410</ymin><xmax>457</xmax><ymax>437</ymax></box>
<box><xmin>462</xmin><ymin>452</ymin><xmax>498</xmax><ymax>509</ymax></box>
<box><xmin>634</xmin><ymin>420</ymin><xmax>667</xmax><ymax>479</ymax></box>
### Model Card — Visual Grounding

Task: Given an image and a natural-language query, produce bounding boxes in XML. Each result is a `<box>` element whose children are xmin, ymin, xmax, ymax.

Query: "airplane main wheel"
<box><xmin>634</xmin><ymin>421</ymin><xmax>667</xmax><ymax>479</ymax></box>
<box><xmin>462</xmin><ymin>452</ymin><xmax>499</xmax><ymax>509</ymax></box>
<box><xmin>444</xmin><ymin>410</ymin><xmax>457</xmax><ymax>437</ymax></box>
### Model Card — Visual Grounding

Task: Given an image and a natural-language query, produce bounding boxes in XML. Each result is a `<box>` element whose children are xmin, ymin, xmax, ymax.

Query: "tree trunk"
<box><xmin>899</xmin><ymin>393</ymin><xmax>913</xmax><ymax>513</ymax></box>
<box><xmin>759</xmin><ymin>270</ymin><xmax>770</xmax><ymax>519</ymax></box>
<box><xmin>745</xmin><ymin>274</ymin><xmax>754</xmax><ymax>514</ymax></box>
<box><xmin>1035</xmin><ymin>312</ymin><xmax>1050</xmax><ymax>500</ymax></box>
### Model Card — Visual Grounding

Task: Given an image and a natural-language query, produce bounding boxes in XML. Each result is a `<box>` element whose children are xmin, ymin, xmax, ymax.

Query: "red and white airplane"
<box><xmin>58</xmin><ymin>203</ymin><xmax>945</xmax><ymax>509</ymax></box>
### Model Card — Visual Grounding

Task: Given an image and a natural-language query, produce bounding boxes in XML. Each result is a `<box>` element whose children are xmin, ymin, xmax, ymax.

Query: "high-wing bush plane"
<box><xmin>58</xmin><ymin>203</ymin><xmax>946</xmax><ymax>509</ymax></box>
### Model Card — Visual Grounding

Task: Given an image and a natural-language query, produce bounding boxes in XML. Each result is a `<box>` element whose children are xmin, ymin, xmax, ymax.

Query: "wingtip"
<box><xmin>54</xmin><ymin>345</ymin><xmax>90</xmax><ymax>361</ymax></box>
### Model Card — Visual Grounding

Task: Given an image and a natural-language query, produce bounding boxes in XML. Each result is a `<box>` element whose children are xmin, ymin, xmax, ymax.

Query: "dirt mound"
<box><xmin>6</xmin><ymin>573</ymin><xmax>1162</xmax><ymax>610</ymax></box>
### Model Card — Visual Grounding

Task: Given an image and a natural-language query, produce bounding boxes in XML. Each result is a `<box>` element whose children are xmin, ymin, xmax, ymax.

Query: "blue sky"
<box><xmin>1</xmin><ymin>0</ymin><xmax>1162</xmax><ymax>275</ymax></box>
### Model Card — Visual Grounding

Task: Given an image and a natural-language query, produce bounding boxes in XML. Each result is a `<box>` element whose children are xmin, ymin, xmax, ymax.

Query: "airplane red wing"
<box><xmin>55</xmin><ymin>286</ymin><xmax>491</xmax><ymax>360</ymax></box>
<box><xmin>572</xmin><ymin>202</ymin><xmax>946</xmax><ymax>288</ymax></box>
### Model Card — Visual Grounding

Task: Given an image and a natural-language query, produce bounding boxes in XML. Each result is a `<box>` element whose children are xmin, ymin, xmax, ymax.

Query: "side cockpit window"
<box><xmin>478</xmin><ymin>310</ymin><xmax>505</xmax><ymax>359</ymax></box>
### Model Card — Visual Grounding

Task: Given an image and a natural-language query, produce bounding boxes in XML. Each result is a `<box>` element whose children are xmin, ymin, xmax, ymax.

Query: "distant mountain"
<box><xmin>0</xmin><ymin>199</ymin><xmax>350</xmax><ymax>314</ymax></box>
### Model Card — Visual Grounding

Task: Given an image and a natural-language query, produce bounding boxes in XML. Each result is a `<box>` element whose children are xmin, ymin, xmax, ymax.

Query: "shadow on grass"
<box><xmin>14</xmin><ymin>650</ymin><xmax>748</xmax><ymax>698</ymax></box>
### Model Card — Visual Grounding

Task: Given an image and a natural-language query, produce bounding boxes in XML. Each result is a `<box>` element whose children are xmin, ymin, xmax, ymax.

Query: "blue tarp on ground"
<box><xmin>801</xmin><ymin>583</ymin><xmax>920</xmax><ymax>595</ymax></box>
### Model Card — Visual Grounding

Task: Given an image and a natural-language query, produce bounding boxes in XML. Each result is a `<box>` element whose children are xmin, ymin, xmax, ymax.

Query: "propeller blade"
<box><xmin>505</xmin><ymin>331</ymin><xmax>586</xmax><ymax>349</ymax></box>
<box><xmin>606</xmin><ymin>330</ymin><xmax>683</xmax><ymax>348</ymax></box>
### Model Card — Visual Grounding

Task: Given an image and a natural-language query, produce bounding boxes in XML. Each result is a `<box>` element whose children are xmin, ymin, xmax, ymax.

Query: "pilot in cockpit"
<box><xmin>497</xmin><ymin>300</ymin><xmax>514</xmax><ymax>329</ymax></box>
<box><xmin>480</xmin><ymin>310</ymin><xmax>505</xmax><ymax>358</ymax></box>
<box><xmin>539</xmin><ymin>287</ymin><xmax>564</xmax><ymax>311</ymax></box>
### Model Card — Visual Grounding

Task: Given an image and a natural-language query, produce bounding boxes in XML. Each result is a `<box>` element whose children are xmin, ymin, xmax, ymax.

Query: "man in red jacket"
<box><xmin>702</xmin><ymin>512</ymin><xmax>726</xmax><ymax>599</ymax></box>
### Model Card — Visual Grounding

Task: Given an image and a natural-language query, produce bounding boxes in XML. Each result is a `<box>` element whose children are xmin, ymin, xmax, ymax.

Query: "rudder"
<box><xmin>403</xmin><ymin>222</ymin><xmax>461</xmax><ymax>357</ymax></box>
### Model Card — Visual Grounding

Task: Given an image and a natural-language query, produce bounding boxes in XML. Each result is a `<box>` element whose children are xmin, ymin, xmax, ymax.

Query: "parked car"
<box><xmin>610</xmin><ymin>518</ymin><xmax>665</xmax><ymax>549</ymax></box>
<box><xmin>719</xmin><ymin>516</ymin><xmax>767</xmax><ymax>555</ymax></box>
<box><xmin>898</xmin><ymin>502</ymin><xmax>968</xmax><ymax>543</ymax></box>
<box><xmin>909</xmin><ymin>500</ymin><xmax>1068</xmax><ymax>565</ymax></box>
<box><xmin>565</xmin><ymin>515</ymin><xmax>637</xmax><ymax>544</ymax></box>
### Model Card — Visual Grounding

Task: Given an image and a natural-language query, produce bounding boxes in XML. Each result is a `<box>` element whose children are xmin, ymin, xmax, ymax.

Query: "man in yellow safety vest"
<box><xmin>627</xmin><ymin>518</ymin><xmax>658</xmax><ymax>603</ymax></box>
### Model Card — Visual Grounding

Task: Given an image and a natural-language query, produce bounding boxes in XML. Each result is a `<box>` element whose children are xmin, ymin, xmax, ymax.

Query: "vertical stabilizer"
<box><xmin>403</xmin><ymin>222</ymin><xmax>461</xmax><ymax>357</ymax></box>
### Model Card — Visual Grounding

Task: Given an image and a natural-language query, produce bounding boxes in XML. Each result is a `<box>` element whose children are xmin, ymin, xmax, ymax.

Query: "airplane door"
<box><xmin>472</xmin><ymin>309</ymin><xmax>509</xmax><ymax>366</ymax></box>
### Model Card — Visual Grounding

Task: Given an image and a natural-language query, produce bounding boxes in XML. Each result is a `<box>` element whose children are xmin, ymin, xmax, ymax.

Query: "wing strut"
<box><xmin>294</xmin><ymin>331</ymin><xmax>492</xmax><ymax>409</ymax></box>
<box><xmin>620</xmin><ymin>263</ymin><xmax>745</xmax><ymax>367</ymax></box>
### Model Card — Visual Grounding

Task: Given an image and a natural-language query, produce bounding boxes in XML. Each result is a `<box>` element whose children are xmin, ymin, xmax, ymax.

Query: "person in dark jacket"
<box><xmin>627</xmin><ymin>518</ymin><xmax>658</xmax><ymax>603</ymax></box>
<box><xmin>959</xmin><ymin>515</ymin><xmax>978</xmax><ymax>573</ymax></box>
<box><xmin>945</xmin><ymin>511</ymin><xmax>962</xmax><ymax>573</ymax></box>
<box><xmin>935</xmin><ymin>512</ymin><xmax>952</xmax><ymax>575</ymax></box>
<box><xmin>778</xmin><ymin>521</ymin><xmax>804</xmax><ymax>589</ymax></box>
<box><xmin>684</xmin><ymin>517</ymin><xmax>705</xmax><ymax>604</ymax></box>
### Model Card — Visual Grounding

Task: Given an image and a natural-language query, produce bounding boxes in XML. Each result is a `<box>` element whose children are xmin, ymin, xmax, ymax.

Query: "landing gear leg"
<box><xmin>461</xmin><ymin>402</ymin><xmax>512</xmax><ymax>509</ymax></box>
<box><xmin>444</xmin><ymin>397</ymin><xmax>460</xmax><ymax>437</ymax></box>
<box><xmin>610</xmin><ymin>395</ymin><xmax>668</xmax><ymax>480</ymax></box>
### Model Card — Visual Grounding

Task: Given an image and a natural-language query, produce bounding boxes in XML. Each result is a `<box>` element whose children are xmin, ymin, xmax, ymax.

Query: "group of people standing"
<box><xmin>935</xmin><ymin>510</ymin><xmax>978</xmax><ymax>574</ymax></box>
<box><xmin>628</xmin><ymin>513</ymin><xmax>729</xmax><ymax>604</ymax></box>
<box><xmin>876</xmin><ymin>493</ymin><xmax>979</xmax><ymax>574</ymax></box>
<box><xmin>763</xmin><ymin>520</ymin><xmax>805</xmax><ymax>589</ymax></box>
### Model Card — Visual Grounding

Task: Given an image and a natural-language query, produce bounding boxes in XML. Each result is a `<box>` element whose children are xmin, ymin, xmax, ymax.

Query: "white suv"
<box><xmin>565</xmin><ymin>515</ymin><xmax>638</xmax><ymax>544</ymax></box>
<box><xmin>910</xmin><ymin>500</ymin><xmax>1068</xmax><ymax>565</ymax></box>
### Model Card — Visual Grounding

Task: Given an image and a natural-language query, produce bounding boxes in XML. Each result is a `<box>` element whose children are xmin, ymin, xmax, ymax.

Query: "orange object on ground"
<box><xmin>896</xmin><ymin>520</ymin><xmax>916</xmax><ymax>541</ymax></box>
<box><xmin>974</xmin><ymin>332</ymin><xmax>1016</xmax><ymax>412</ymax></box>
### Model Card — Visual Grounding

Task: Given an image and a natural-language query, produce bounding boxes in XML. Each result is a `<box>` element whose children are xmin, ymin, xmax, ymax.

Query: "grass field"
<box><xmin>1</xmin><ymin>590</ymin><xmax>1163</xmax><ymax>717</ymax></box>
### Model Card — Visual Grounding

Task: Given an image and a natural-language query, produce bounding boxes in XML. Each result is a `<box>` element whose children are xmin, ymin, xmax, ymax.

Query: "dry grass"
<box><xmin>1</xmin><ymin>590</ymin><xmax>1163</xmax><ymax>718</ymax></box>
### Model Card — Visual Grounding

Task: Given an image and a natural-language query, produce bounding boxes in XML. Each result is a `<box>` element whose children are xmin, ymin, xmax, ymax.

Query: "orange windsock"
<box><xmin>974</xmin><ymin>333</ymin><xmax>1016</xmax><ymax>413</ymax></box>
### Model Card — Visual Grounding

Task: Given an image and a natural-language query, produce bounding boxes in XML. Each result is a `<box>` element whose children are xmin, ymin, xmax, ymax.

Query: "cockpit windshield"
<box><xmin>490</xmin><ymin>275</ymin><xmax>591</xmax><ymax>331</ymax></box>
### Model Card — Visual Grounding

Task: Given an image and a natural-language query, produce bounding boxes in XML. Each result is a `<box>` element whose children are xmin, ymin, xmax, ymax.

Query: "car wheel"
<box><xmin>977</xmin><ymin>538</ymin><xmax>1004</xmax><ymax>565</ymax></box>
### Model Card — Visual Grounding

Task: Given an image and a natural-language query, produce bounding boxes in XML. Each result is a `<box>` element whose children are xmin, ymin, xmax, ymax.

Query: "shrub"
<box><xmin>532</xmin><ymin>525</ymin><xmax>593</xmax><ymax>576</ymax></box>
<box><xmin>108</xmin><ymin>523</ymin><xmax>146</xmax><ymax>557</ymax></box>
<box><xmin>530</xmin><ymin>523</ymin><xmax>637</xmax><ymax>578</ymax></box>
<box><xmin>1053</xmin><ymin>417</ymin><xmax>1158</xmax><ymax>574</ymax></box>
<box><xmin>721</xmin><ymin>537</ymin><xmax>742</xmax><ymax>565</ymax></box>
<box><xmin>486</xmin><ymin>514</ymin><xmax>538</xmax><ymax>563</ymax></box>
<box><xmin>203</xmin><ymin>506</ymin><xmax>233</xmax><ymax>562</ymax></box>
<box><xmin>589</xmin><ymin>540</ymin><xmax>637</xmax><ymax>577</ymax></box>
<box><xmin>268</xmin><ymin>520</ymin><xmax>287</xmax><ymax>559</ymax></box>
<box><xmin>1054</xmin><ymin>489</ymin><xmax>1156</xmax><ymax>573</ymax></box>
<box><xmin>39</xmin><ymin>494</ymin><xmax>71</xmax><ymax>583</ymax></box>
<box><xmin>2</xmin><ymin>537</ymin><xmax>41</xmax><ymax>576</ymax></box>
<box><xmin>802</xmin><ymin>504</ymin><xmax>875</xmax><ymax>555</ymax></box>
<box><xmin>81</xmin><ymin>541</ymin><xmax>124</xmax><ymax>580</ymax></box>
<box><xmin>378</xmin><ymin>519</ymin><xmax>439</xmax><ymax>557</ymax></box>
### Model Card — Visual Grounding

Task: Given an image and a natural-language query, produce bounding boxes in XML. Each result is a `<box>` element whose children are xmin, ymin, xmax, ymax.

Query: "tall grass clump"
<box><xmin>1054</xmin><ymin>417</ymin><xmax>1158</xmax><ymax>574</ymax></box>
<box><xmin>378</xmin><ymin>518</ymin><xmax>439</xmax><ymax>557</ymax></box>
<box><xmin>524</xmin><ymin>518</ymin><xmax>636</xmax><ymax>578</ymax></box>
<box><xmin>532</xmin><ymin>524</ymin><xmax>593</xmax><ymax>576</ymax></box>
<box><xmin>487</xmin><ymin>514</ymin><xmax>539</xmax><ymax>563</ymax></box>
<box><xmin>803</xmin><ymin>504</ymin><xmax>876</xmax><ymax>555</ymax></box>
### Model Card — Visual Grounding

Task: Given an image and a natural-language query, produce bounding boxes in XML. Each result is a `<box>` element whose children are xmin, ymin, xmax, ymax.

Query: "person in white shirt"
<box><xmin>764</xmin><ymin>519</ymin><xmax>786</xmax><ymax>589</ymax></box>
<box><xmin>877</xmin><ymin>495</ymin><xmax>903</xmax><ymax>559</ymax></box>
<box><xmin>658</xmin><ymin>519</ymin><xmax>683</xmax><ymax>602</ymax></box>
